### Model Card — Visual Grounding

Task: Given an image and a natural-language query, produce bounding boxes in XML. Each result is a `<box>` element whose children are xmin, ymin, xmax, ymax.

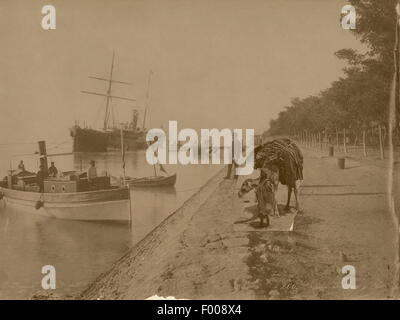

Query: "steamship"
<box><xmin>70</xmin><ymin>52</ymin><xmax>150</xmax><ymax>152</ymax></box>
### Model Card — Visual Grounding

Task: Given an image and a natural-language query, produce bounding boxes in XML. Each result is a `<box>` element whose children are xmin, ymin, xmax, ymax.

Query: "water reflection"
<box><xmin>0</xmin><ymin>146</ymin><xmax>222</xmax><ymax>299</ymax></box>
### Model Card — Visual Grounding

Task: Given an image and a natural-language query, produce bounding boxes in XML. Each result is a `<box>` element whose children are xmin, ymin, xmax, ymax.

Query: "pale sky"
<box><xmin>0</xmin><ymin>0</ymin><xmax>363</xmax><ymax>144</ymax></box>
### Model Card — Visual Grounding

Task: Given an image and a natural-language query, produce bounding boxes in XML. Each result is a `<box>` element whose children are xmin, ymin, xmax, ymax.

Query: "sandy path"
<box><xmin>80</xmin><ymin>146</ymin><xmax>398</xmax><ymax>300</ymax></box>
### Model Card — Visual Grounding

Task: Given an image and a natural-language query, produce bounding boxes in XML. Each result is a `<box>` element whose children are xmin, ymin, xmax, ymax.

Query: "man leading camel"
<box><xmin>254</xmin><ymin>138</ymin><xmax>303</xmax><ymax>213</ymax></box>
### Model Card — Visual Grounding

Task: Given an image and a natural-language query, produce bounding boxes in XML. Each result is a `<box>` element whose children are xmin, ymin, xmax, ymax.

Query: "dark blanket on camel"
<box><xmin>254</xmin><ymin>138</ymin><xmax>303</xmax><ymax>186</ymax></box>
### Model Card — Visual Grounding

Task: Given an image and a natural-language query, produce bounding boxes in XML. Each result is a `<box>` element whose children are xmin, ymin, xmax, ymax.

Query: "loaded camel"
<box><xmin>238</xmin><ymin>138</ymin><xmax>303</xmax><ymax>227</ymax></box>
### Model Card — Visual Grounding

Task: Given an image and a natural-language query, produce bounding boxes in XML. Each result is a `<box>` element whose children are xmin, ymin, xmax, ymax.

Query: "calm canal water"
<box><xmin>0</xmin><ymin>142</ymin><xmax>223</xmax><ymax>299</ymax></box>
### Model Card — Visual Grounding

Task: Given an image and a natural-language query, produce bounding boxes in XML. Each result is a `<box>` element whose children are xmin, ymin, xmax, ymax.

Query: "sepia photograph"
<box><xmin>0</xmin><ymin>0</ymin><xmax>399</xmax><ymax>306</ymax></box>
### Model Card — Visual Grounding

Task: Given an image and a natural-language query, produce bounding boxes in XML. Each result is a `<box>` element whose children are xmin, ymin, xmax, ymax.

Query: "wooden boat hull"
<box><xmin>70</xmin><ymin>125</ymin><xmax>147</xmax><ymax>152</ymax></box>
<box><xmin>107</xmin><ymin>129</ymin><xmax>148</xmax><ymax>151</ymax></box>
<box><xmin>0</xmin><ymin>187</ymin><xmax>131</xmax><ymax>221</ymax></box>
<box><xmin>127</xmin><ymin>174</ymin><xmax>177</xmax><ymax>188</ymax></box>
<box><xmin>70</xmin><ymin>126</ymin><xmax>108</xmax><ymax>152</ymax></box>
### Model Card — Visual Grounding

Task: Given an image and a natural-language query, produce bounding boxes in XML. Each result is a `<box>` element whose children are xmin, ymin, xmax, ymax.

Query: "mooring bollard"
<box><xmin>337</xmin><ymin>157</ymin><xmax>345</xmax><ymax>169</ymax></box>
<box><xmin>329</xmin><ymin>146</ymin><xmax>334</xmax><ymax>157</ymax></box>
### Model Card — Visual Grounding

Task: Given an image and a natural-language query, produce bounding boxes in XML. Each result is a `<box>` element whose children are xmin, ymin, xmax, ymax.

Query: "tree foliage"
<box><xmin>268</xmin><ymin>0</ymin><xmax>396</xmax><ymax>136</ymax></box>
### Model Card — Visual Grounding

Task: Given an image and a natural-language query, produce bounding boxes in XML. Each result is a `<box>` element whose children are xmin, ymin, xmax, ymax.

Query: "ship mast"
<box><xmin>81</xmin><ymin>51</ymin><xmax>136</xmax><ymax>131</ymax></box>
<box><xmin>105</xmin><ymin>51</ymin><xmax>115</xmax><ymax>130</ymax></box>
<box><xmin>142</xmin><ymin>70</ymin><xmax>153</xmax><ymax>130</ymax></box>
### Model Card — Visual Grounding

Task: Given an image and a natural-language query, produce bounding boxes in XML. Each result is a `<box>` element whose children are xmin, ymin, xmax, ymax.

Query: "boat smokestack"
<box><xmin>38</xmin><ymin>141</ymin><xmax>49</xmax><ymax>173</ymax></box>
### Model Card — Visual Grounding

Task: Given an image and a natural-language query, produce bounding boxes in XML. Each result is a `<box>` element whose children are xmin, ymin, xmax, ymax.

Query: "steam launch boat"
<box><xmin>0</xmin><ymin>141</ymin><xmax>131</xmax><ymax>221</ymax></box>
<box><xmin>70</xmin><ymin>52</ymin><xmax>150</xmax><ymax>152</ymax></box>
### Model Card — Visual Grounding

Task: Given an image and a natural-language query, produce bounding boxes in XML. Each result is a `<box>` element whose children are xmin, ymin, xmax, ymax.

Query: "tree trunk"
<box><xmin>354</xmin><ymin>131</ymin><xmax>358</xmax><ymax>147</ymax></box>
<box><xmin>343</xmin><ymin>128</ymin><xmax>347</xmax><ymax>154</ymax></box>
<box><xmin>383</xmin><ymin>125</ymin><xmax>387</xmax><ymax>144</ymax></box>
<box><xmin>315</xmin><ymin>133</ymin><xmax>318</xmax><ymax>148</ymax></box>
<box><xmin>324</xmin><ymin>129</ymin><xmax>328</xmax><ymax>149</ymax></box>
<box><xmin>319</xmin><ymin>131</ymin><xmax>322</xmax><ymax>150</ymax></box>
<box><xmin>313</xmin><ymin>133</ymin><xmax>316</xmax><ymax>148</ymax></box>
<box><xmin>306</xmin><ymin>131</ymin><xmax>309</xmax><ymax>147</ymax></box>
<box><xmin>378</xmin><ymin>124</ymin><xmax>384</xmax><ymax>160</ymax></box>
<box><xmin>336</xmin><ymin>127</ymin><xmax>339</xmax><ymax>151</ymax></box>
<box><xmin>311</xmin><ymin>133</ymin><xmax>314</xmax><ymax>147</ymax></box>
<box><xmin>362</xmin><ymin>129</ymin><xmax>367</xmax><ymax>157</ymax></box>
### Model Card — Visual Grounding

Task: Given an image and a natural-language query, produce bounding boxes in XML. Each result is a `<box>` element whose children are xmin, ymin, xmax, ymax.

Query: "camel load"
<box><xmin>238</xmin><ymin>138</ymin><xmax>304</xmax><ymax>227</ymax></box>
<box><xmin>254</xmin><ymin>138</ymin><xmax>303</xmax><ymax>186</ymax></box>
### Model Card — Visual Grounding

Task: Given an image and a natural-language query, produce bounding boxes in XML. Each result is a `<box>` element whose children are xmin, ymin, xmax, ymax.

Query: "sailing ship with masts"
<box><xmin>70</xmin><ymin>52</ymin><xmax>151</xmax><ymax>152</ymax></box>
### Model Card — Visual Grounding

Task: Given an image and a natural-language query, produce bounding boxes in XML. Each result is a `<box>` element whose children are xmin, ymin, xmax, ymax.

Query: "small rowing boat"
<box><xmin>125</xmin><ymin>162</ymin><xmax>177</xmax><ymax>188</ymax></box>
<box><xmin>126</xmin><ymin>173</ymin><xmax>177</xmax><ymax>188</ymax></box>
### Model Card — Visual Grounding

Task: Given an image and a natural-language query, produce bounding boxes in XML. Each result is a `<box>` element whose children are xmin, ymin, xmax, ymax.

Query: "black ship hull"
<box><xmin>70</xmin><ymin>126</ymin><xmax>147</xmax><ymax>152</ymax></box>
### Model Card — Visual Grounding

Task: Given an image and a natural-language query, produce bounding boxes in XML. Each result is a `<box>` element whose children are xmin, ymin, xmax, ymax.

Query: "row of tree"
<box><xmin>267</xmin><ymin>0</ymin><xmax>399</xmax><ymax>150</ymax></box>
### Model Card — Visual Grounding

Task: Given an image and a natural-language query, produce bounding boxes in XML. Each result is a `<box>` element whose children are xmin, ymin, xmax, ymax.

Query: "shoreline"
<box><xmin>78</xmin><ymin>166</ymin><xmax>228</xmax><ymax>300</ymax></box>
<box><xmin>72</xmin><ymin>143</ymin><xmax>399</xmax><ymax>300</ymax></box>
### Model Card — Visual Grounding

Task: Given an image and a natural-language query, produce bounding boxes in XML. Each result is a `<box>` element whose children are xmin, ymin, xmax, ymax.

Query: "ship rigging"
<box><xmin>70</xmin><ymin>52</ymin><xmax>151</xmax><ymax>152</ymax></box>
